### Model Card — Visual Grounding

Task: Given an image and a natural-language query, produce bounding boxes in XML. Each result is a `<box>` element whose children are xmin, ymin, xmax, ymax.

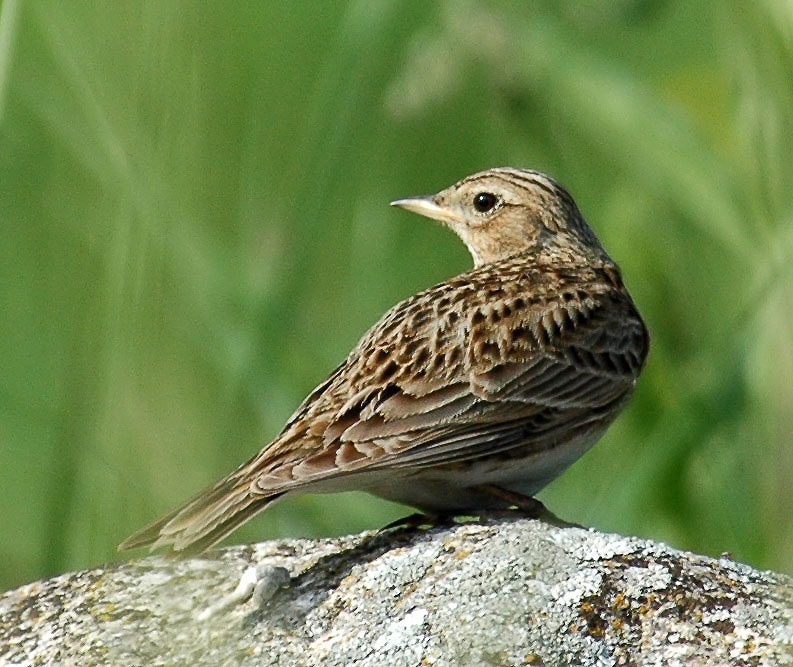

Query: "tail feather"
<box><xmin>119</xmin><ymin>474</ymin><xmax>283</xmax><ymax>556</ymax></box>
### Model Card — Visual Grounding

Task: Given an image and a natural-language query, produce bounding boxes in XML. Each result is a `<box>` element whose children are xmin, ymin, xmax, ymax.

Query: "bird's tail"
<box><xmin>118</xmin><ymin>470</ymin><xmax>283</xmax><ymax>556</ymax></box>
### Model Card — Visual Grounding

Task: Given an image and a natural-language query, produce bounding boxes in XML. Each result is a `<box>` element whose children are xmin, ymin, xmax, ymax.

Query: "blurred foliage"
<box><xmin>1</xmin><ymin>0</ymin><xmax>791</xmax><ymax>590</ymax></box>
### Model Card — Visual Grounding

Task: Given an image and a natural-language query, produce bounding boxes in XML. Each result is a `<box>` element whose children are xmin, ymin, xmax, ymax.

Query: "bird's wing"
<box><xmin>251</xmin><ymin>290</ymin><xmax>647</xmax><ymax>490</ymax></box>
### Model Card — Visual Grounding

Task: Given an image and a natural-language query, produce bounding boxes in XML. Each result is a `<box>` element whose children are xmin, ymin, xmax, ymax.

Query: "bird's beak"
<box><xmin>390</xmin><ymin>196</ymin><xmax>461</xmax><ymax>225</ymax></box>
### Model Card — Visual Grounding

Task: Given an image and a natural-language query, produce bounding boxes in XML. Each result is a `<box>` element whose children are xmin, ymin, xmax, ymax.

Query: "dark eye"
<box><xmin>473</xmin><ymin>192</ymin><xmax>499</xmax><ymax>213</ymax></box>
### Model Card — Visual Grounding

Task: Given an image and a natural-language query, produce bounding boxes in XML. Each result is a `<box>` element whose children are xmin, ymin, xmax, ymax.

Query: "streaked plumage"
<box><xmin>120</xmin><ymin>167</ymin><xmax>649</xmax><ymax>554</ymax></box>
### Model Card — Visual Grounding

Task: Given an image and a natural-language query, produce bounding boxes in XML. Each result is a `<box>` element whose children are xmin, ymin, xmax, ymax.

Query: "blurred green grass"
<box><xmin>1</xmin><ymin>0</ymin><xmax>791</xmax><ymax>590</ymax></box>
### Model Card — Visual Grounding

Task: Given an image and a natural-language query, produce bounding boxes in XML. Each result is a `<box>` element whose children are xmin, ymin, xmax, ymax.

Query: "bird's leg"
<box><xmin>381</xmin><ymin>512</ymin><xmax>455</xmax><ymax>531</ymax></box>
<box><xmin>473</xmin><ymin>485</ymin><xmax>582</xmax><ymax>528</ymax></box>
<box><xmin>474</xmin><ymin>484</ymin><xmax>547</xmax><ymax>515</ymax></box>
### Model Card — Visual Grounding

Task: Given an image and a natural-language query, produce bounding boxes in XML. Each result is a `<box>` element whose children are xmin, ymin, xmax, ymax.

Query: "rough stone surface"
<box><xmin>1</xmin><ymin>519</ymin><xmax>791</xmax><ymax>666</ymax></box>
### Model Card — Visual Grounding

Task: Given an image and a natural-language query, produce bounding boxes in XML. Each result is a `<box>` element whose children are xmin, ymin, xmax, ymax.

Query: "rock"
<box><xmin>1</xmin><ymin>518</ymin><xmax>791</xmax><ymax>666</ymax></box>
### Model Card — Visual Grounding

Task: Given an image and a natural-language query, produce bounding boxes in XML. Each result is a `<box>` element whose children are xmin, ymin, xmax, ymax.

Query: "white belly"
<box><xmin>356</xmin><ymin>427</ymin><xmax>604</xmax><ymax>513</ymax></box>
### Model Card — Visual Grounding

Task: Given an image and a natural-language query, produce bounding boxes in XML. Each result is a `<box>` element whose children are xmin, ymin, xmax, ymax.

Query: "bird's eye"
<box><xmin>473</xmin><ymin>192</ymin><xmax>499</xmax><ymax>213</ymax></box>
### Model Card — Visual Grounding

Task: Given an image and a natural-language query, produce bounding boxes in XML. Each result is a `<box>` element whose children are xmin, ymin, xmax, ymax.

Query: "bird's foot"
<box><xmin>473</xmin><ymin>485</ymin><xmax>583</xmax><ymax>528</ymax></box>
<box><xmin>381</xmin><ymin>512</ymin><xmax>456</xmax><ymax>531</ymax></box>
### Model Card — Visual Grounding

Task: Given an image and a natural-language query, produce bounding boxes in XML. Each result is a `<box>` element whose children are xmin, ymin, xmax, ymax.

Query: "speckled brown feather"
<box><xmin>120</xmin><ymin>168</ymin><xmax>649</xmax><ymax>554</ymax></box>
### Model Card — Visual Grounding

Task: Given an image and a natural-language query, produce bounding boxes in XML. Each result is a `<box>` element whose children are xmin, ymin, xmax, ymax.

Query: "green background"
<box><xmin>1</xmin><ymin>0</ymin><xmax>792</xmax><ymax>591</ymax></box>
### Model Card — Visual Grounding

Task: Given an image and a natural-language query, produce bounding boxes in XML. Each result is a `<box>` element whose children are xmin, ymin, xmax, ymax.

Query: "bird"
<box><xmin>119</xmin><ymin>167</ymin><xmax>649</xmax><ymax>555</ymax></box>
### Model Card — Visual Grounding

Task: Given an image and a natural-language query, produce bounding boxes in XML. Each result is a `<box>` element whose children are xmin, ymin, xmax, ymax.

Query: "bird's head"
<box><xmin>392</xmin><ymin>167</ymin><xmax>607</xmax><ymax>268</ymax></box>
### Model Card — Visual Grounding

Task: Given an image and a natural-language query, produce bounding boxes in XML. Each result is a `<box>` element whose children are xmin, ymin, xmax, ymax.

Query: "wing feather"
<box><xmin>252</xmin><ymin>290</ymin><xmax>645</xmax><ymax>488</ymax></box>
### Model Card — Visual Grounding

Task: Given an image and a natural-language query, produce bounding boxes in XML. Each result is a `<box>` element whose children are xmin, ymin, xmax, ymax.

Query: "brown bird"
<box><xmin>120</xmin><ymin>167</ymin><xmax>649</xmax><ymax>555</ymax></box>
